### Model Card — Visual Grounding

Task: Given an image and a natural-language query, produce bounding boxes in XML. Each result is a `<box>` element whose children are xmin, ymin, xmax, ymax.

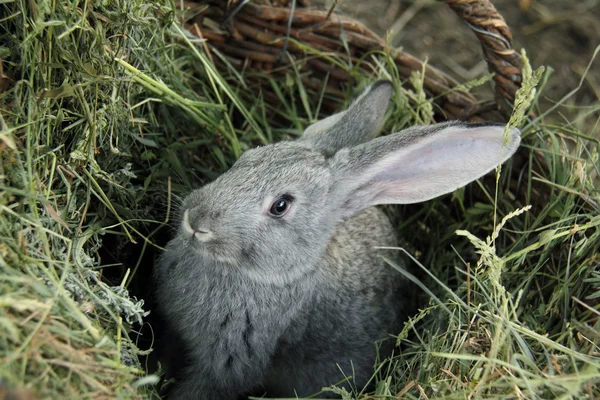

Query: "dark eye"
<box><xmin>269</xmin><ymin>195</ymin><xmax>293</xmax><ymax>217</ymax></box>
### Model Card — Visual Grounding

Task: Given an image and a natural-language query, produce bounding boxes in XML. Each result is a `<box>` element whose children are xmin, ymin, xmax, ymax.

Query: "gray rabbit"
<box><xmin>154</xmin><ymin>81</ymin><xmax>521</xmax><ymax>399</ymax></box>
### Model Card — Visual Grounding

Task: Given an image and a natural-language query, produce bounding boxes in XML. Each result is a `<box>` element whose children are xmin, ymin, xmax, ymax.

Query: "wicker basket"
<box><xmin>180</xmin><ymin>0</ymin><xmax>522</xmax><ymax>122</ymax></box>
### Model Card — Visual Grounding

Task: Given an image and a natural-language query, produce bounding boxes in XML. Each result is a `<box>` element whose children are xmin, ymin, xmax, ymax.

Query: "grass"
<box><xmin>1</xmin><ymin>0</ymin><xmax>599</xmax><ymax>399</ymax></box>
<box><xmin>383</xmin><ymin>52</ymin><xmax>600</xmax><ymax>398</ymax></box>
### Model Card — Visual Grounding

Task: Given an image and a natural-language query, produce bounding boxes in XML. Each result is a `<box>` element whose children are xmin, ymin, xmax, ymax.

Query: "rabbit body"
<box><xmin>155</xmin><ymin>81</ymin><xmax>521</xmax><ymax>399</ymax></box>
<box><xmin>157</xmin><ymin>206</ymin><xmax>404</xmax><ymax>399</ymax></box>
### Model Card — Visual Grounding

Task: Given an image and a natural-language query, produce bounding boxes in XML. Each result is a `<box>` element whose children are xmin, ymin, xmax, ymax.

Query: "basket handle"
<box><xmin>442</xmin><ymin>0</ymin><xmax>523</xmax><ymax>107</ymax></box>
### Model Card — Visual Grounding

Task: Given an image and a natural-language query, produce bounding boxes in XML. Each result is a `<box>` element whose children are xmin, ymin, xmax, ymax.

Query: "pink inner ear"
<box><xmin>358</xmin><ymin>127</ymin><xmax>519</xmax><ymax>205</ymax></box>
<box><xmin>370</xmin><ymin>137</ymin><xmax>473</xmax><ymax>183</ymax></box>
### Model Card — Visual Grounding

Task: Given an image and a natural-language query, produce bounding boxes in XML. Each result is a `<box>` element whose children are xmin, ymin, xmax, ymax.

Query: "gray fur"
<box><xmin>155</xmin><ymin>80</ymin><xmax>521</xmax><ymax>399</ymax></box>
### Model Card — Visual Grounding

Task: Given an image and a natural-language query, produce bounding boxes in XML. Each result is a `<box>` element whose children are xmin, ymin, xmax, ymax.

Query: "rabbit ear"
<box><xmin>302</xmin><ymin>81</ymin><xmax>393</xmax><ymax>155</ymax></box>
<box><xmin>329</xmin><ymin>122</ymin><xmax>521</xmax><ymax>217</ymax></box>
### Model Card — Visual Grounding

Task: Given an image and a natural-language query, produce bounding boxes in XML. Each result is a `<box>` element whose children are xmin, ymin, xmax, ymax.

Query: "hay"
<box><xmin>1</xmin><ymin>0</ymin><xmax>599</xmax><ymax>399</ymax></box>
<box><xmin>0</xmin><ymin>1</ymin><xmax>197</xmax><ymax>397</ymax></box>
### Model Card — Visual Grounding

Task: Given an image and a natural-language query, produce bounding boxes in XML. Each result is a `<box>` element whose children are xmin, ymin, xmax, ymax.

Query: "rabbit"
<box><xmin>154</xmin><ymin>80</ymin><xmax>521</xmax><ymax>400</ymax></box>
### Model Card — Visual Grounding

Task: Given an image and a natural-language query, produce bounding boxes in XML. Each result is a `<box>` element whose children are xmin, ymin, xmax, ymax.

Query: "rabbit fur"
<box><xmin>154</xmin><ymin>80</ymin><xmax>521</xmax><ymax>399</ymax></box>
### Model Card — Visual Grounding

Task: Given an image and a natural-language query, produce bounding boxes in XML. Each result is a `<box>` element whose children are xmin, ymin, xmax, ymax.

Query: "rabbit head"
<box><xmin>178</xmin><ymin>81</ymin><xmax>520</xmax><ymax>284</ymax></box>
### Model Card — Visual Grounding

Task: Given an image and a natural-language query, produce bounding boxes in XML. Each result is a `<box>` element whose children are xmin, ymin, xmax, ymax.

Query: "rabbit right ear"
<box><xmin>329</xmin><ymin>122</ymin><xmax>521</xmax><ymax>218</ymax></box>
<box><xmin>302</xmin><ymin>81</ymin><xmax>393</xmax><ymax>156</ymax></box>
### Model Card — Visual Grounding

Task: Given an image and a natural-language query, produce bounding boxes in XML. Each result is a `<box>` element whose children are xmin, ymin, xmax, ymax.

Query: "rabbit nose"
<box><xmin>181</xmin><ymin>209</ymin><xmax>213</xmax><ymax>242</ymax></box>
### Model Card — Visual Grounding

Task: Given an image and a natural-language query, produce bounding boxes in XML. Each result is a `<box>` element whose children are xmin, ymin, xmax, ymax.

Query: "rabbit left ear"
<box><xmin>328</xmin><ymin>122</ymin><xmax>521</xmax><ymax>218</ymax></box>
<box><xmin>302</xmin><ymin>81</ymin><xmax>393</xmax><ymax>156</ymax></box>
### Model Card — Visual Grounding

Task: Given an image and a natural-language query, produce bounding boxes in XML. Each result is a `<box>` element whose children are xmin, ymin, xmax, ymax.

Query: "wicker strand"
<box><xmin>442</xmin><ymin>0</ymin><xmax>523</xmax><ymax>107</ymax></box>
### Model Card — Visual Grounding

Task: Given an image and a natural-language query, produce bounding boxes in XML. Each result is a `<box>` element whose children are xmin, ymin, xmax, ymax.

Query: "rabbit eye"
<box><xmin>269</xmin><ymin>195</ymin><xmax>293</xmax><ymax>217</ymax></box>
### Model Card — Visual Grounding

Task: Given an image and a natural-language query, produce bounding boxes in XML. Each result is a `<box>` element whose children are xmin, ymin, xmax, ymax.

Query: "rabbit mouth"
<box><xmin>186</xmin><ymin>235</ymin><xmax>243</xmax><ymax>265</ymax></box>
